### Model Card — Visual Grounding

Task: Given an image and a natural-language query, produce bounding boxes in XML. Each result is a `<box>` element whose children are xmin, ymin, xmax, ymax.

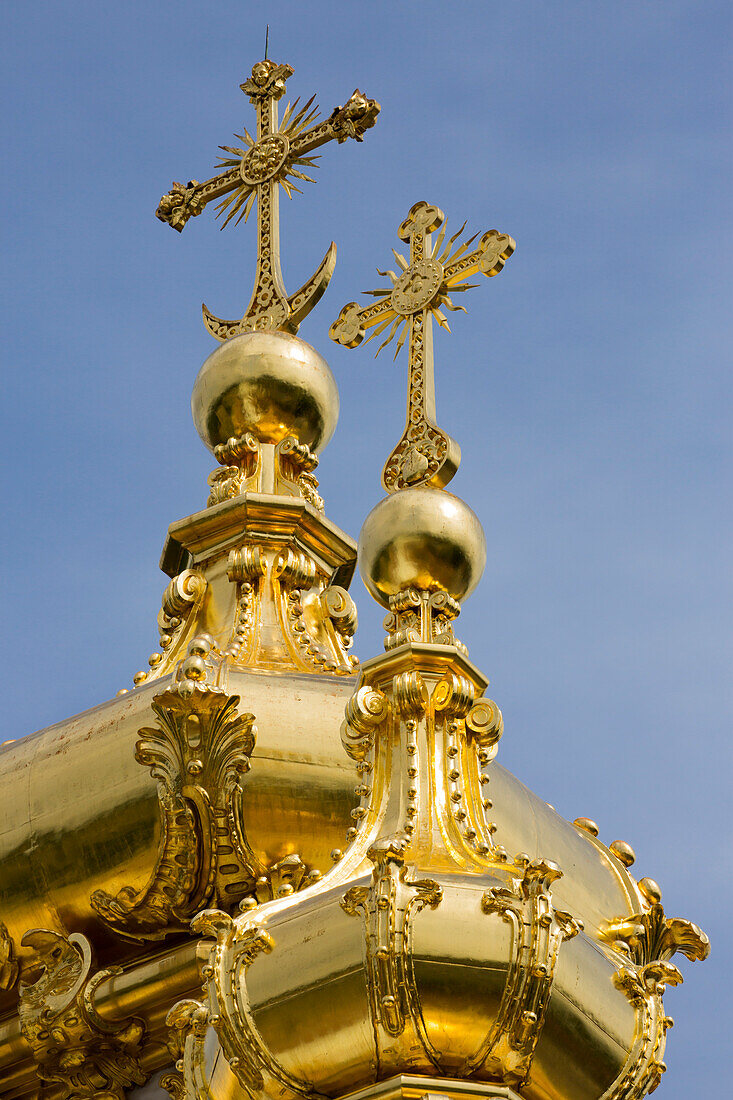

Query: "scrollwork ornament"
<box><xmin>341</xmin><ymin>837</ymin><xmax>442</xmax><ymax>1053</ymax></box>
<box><xmin>274</xmin><ymin>548</ymin><xmax>356</xmax><ymax>673</ymax></box>
<box><xmin>595</xmin><ymin>902</ymin><xmax>709</xmax><ymax>1098</ymax></box>
<box><xmin>470</xmin><ymin>858</ymin><xmax>582</xmax><ymax>1086</ymax></box>
<box><xmin>432</xmin><ymin>672</ymin><xmax>475</xmax><ymax>719</ymax></box>
<box><xmin>599</xmin><ymin>962</ymin><xmax>680</xmax><ymax>1100</ymax></box>
<box><xmin>383</xmin><ymin>586</ymin><xmax>466</xmax><ymax>652</ymax></box>
<box><xmin>466</xmin><ymin>698</ymin><xmax>504</xmax><ymax>759</ymax></box>
<box><xmin>342</xmin><ymin>685</ymin><xmax>389</xmax><ymax>761</ymax></box>
<box><xmin>206</xmin><ymin>432</ymin><xmax>261</xmax><ymax>506</ymax></box>
<box><xmin>178</xmin><ymin>908</ymin><xmax>319</xmax><ymax>1099</ymax></box>
<box><xmin>276</xmin><ymin>435</ymin><xmax>325</xmax><ymax>510</ymax></box>
<box><xmin>163</xmin><ymin>998</ymin><xmax>210</xmax><ymax>1100</ymax></box>
<box><xmin>393</xmin><ymin>671</ymin><xmax>429</xmax><ymax>718</ymax></box>
<box><xmin>225</xmin><ymin>546</ymin><xmax>267</xmax><ymax>662</ymax></box>
<box><xmin>19</xmin><ymin>929</ymin><xmax>145</xmax><ymax>1099</ymax></box>
<box><xmin>321</xmin><ymin>585</ymin><xmax>358</xmax><ymax>643</ymax></box>
<box><xmin>207</xmin><ymin>464</ymin><xmax>248</xmax><ymax>508</ymax></box>
<box><xmin>132</xmin><ymin>569</ymin><xmax>208</xmax><ymax>688</ymax></box>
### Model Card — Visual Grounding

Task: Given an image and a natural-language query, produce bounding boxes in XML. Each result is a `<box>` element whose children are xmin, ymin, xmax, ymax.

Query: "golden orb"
<box><xmin>191</xmin><ymin>330</ymin><xmax>339</xmax><ymax>454</ymax></box>
<box><xmin>358</xmin><ymin>487</ymin><xmax>486</xmax><ymax>607</ymax></box>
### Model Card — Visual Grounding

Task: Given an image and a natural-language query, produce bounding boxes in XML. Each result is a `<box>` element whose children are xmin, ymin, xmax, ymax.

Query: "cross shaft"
<box><xmin>156</xmin><ymin>60</ymin><xmax>380</xmax><ymax>340</ymax></box>
<box><xmin>330</xmin><ymin>200</ymin><xmax>515</xmax><ymax>492</ymax></box>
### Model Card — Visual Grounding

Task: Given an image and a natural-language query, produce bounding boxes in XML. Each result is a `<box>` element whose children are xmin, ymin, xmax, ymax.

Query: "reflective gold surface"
<box><xmin>358</xmin><ymin>487</ymin><xmax>487</xmax><ymax>606</ymax></box>
<box><xmin>0</xmin><ymin>668</ymin><xmax>356</xmax><ymax>959</ymax></box>
<box><xmin>175</xmin><ymin>625</ymin><xmax>704</xmax><ymax>1100</ymax></box>
<box><xmin>161</xmin><ymin>181</ymin><xmax>704</xmax><ymax>1100</ymax></box>
<box><xmin>1</xmin><ymin>644</ymin><xmax>691</xmax><ymax>1095</ymax></box>
<box><xmin>191</xmin><ymin>330</ymin><xmax>339</xmax><ymax>454</ymax></box>
<box><xmin>0</xmin><ymin>50</ymin><xmax>709</xmax><ymax>1100</ymax></box>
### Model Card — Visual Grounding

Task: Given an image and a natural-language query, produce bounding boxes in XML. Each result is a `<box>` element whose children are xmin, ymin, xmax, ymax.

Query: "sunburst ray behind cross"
<box><xmin>215</xmin><ymin>96</ymin><xmax>323</xmax><ymax>228</ymax></box>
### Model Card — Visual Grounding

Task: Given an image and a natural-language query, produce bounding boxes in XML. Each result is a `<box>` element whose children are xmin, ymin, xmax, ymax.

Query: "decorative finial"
<box><xmin>330</xmin><ymin>200</ymin><xmax>515</xmax><ymax>492</ymax></box>
<box><xmin>156</xmin><ymin>61</ymin><xmax>381</xmax><ymax>340</ymax></box>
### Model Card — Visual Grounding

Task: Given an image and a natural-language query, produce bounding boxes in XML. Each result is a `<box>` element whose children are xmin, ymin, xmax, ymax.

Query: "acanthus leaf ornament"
<box><xmin>330</xmin><ymin>200</ymin><xmax>515</xmax><ymax>492</ymax></box>
<box><xmin>602</xmin><ymin>901</ymin><xmax>710</xmax><ymax>966</ymax></box>
<box><xmin>156</xmin><ymin>60</ymin><xmax>380</xmax><ymax>339</ymax></box>
<box><xmin>91</xmin><ymin>636</ymin><xmax>260</xmax><ymax>940</ymax></box>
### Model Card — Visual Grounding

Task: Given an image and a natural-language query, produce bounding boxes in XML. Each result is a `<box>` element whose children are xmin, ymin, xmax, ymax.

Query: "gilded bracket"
<box><xmin>434</xmin><ymin>685</ymin><xmax>504</xmax><ymax>859</ymax></box>
<box><xmin>340</xmin><ymin>651</ymin><xmax>502</xmax><ymax>862</ymax></box>
<box><xmin>341</xmin><ymin>836</ymin><xmax>442</xmax><ymax>1063</ymax></box>
<box><xmin>208</xmin><ymin>433</ymin><xmax>325</xmax><ymax>511</ymax></box>
<box><xmin>19</xmin><ymin>929</ymin><xmax>145</xmax><ymax>1098</ymax></box>
<box><xmin>600</xmin><ymin>963</ymin><xmax>678</xmax><ymax>1099</ymax></box>
<box><xmin>224</xmin><ymin>545</ymin><xmax>268</xmax><ymax>664</ymax></box>
<box><xmin>383</xmin><ymin>588</ymin><xmax>465</xmax><ymax>653</ymax></box>
<box><xmin>132</xmin><ymin>568</ymin><xmax>208</xmax><ymax>689</ymax></box>
<box><xmin>274</xmin><ymin>547</ymin><xmax>357</xmax><ymax>674</ymax></box>
<box><xmin>168</xmin><ymin>909</ymin><xmax>323</xmax><ymax>1100</ymax></box>
<box><xmin>469</xmin><ymin>858</ymin><xmax>582</xmax><ymax>1086</ymax></box>
<box><xmin>92</xmin><ymin>636</ymin><xmax>261</xmax><ymax>940</ymax></box>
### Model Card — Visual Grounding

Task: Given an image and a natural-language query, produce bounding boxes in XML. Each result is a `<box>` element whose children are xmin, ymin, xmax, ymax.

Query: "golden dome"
<box><xmin>358</xmin><ymin>487</ymin><xmax>487</xmax><ymax>607</ymax></box>
<box><xmin>0</xmin><ymin>53</ymin><xmax>709</xmax><ymax>1100</ymax></box>
<box><xmin>191</xmin><ymin>330</ymin><xmax>340</xmax><ymax>454</ymax></box>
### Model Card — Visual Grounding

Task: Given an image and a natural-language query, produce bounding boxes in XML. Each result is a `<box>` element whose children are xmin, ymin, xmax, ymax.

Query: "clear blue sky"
<box><xmin>2</xmin><ymin>3</ymin><xmax>730</xmax><ymax>1094</ymax></box>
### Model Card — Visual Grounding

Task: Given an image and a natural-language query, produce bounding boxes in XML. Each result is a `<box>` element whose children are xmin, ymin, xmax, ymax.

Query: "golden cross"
<box><xmin>330</xmin><ymin>201</ymin><xmax>515</xmax><ymax>492</ymax></box>
<box><xmin>156</xmin><ymin>60</ymin><xmax>380</xmax><ymax>340</ymax></box>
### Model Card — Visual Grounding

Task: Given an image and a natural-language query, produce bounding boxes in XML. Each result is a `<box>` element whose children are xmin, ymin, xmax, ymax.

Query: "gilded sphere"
<box><xmin>192</xmin><ymin>331</ymin><xmax>339</xmax><ymax>455</ymax></box>
<box><xmin>358</xmin><ymin>488</ymin><xmax>486</xmax><ymax>607</ymax></box>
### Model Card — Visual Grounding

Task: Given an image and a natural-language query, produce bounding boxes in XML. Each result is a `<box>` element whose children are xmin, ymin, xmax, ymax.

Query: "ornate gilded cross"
<box><xmin>330</xmin><ymin>201</ymin><xmax>515</xmax><ymax>492</ymax></box>
<box><xmin>156</xmin><ymin>60</ymin><xmax>380</xmax><ymax>340</ymax></box>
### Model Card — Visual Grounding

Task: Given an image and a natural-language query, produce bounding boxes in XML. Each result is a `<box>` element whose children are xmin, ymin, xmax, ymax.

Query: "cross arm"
<box><xmin>156</xmin><ymin>166</ymin><xmax>245</xmax><ymax>232</ymax></box>
<box><xmin>289</xmin><ymin>90</ymin><xmax>381</xmax><ymax>158</ymax></box>
<box><xmin>329</xmin><ymin>296</ymin><xmax>395</xmax><ymax>349</ymax></box>
<box><xmin>443</xmin><ymin>230</ymin><xmax>516</xmax><ymax>286</ymax></box>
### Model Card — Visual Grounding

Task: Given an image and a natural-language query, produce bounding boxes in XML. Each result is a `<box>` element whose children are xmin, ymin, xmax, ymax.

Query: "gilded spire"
<box><xmin>156</xmin><ymin>60</ymin><xmax>380</xmax><ymax>340</ymax></box>
<box><xmin>330</xmin><ymin>200</ymin><xmax>515</xmax><ymax>492</ymax></box>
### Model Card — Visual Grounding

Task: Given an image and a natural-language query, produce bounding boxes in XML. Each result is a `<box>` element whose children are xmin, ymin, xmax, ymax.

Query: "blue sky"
<box><xmin>2</xmin><ymin>2</ymin><xmax>730</xmax><ymax>1094</ymax></box>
